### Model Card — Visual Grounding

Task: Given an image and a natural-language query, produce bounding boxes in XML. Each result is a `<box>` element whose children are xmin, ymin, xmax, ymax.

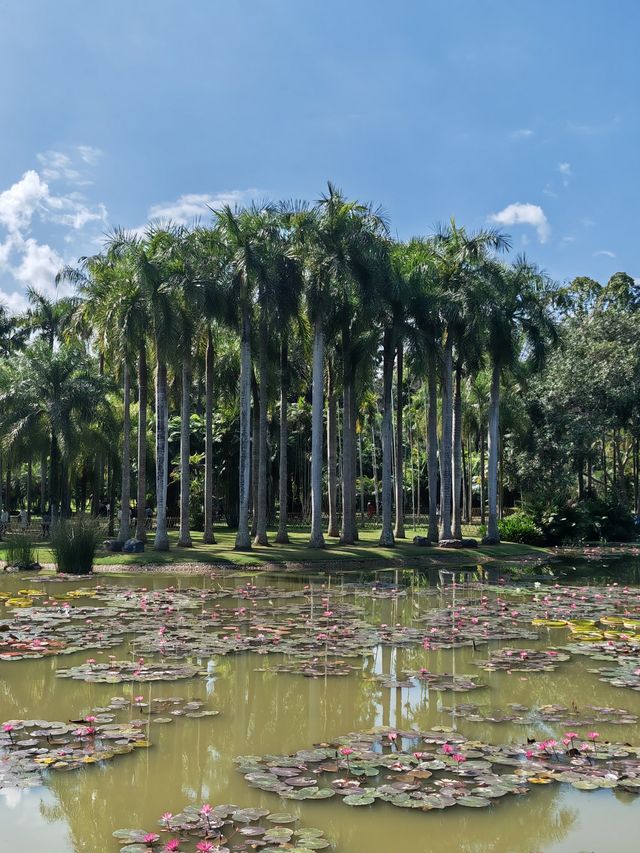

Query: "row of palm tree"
<box><xmin>0</xmin><ymin>184</ymin><xmax>557</xmax><ymax>550</ymax></box>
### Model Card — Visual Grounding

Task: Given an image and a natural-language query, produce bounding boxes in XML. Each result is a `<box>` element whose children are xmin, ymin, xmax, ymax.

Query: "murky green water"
<box><xmin>1</xmin><ymin>567</ymin><xmax>640</xmax><ymax>852</ymax></box>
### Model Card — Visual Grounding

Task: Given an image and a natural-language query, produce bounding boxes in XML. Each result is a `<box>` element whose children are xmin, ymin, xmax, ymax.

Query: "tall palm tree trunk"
<box><xmin>379</xmin><ymin>330</ymin><xmax>395</xmax><ymax>546</ymax></box>
<box><xmin>439</xmin><ymin>333</ymin><xmax>453</xmax><ymax>540</ymax></box>
<box><xmin>426</xmin><ymin>365</ymin><xmax>439</xmax><ymax>542</ymax></box>
<box><xmin>480</xmin><ymin>429</ymin><xmax>486</xmax><ymax>525</ymax></box>
<box><xmin>154</xmin><ymin>357</ymin><xmax>170</xmax><ymax>550</ymax></box>
<box><xmin>203</xmin><ymin>328</ymin><xmax>216</xmax><ymax>544</ymax></box>
<box><xmin>326</xmin><ymin>361</ymin><xmax>339</xmax><ymax>537</ymax></box>
<box><xmin>452</xmin><ymin>364</ymin><xmax>463</xmax><ymax>539</ymax></box>
<box><xmin>40</xmin><ymin>450</ymin><xmax>47</xmax><ymax>515</ymax></box>
<box><xmin>358</xmin><ymin>432</ymin><xmax>365</xmax><ymax>522</ymax></box>
<box><xmin>275</xmin><ymin>339</ymin><xmax>290</xmax><ymax>543</ymax></box>
<box><xmin>118</xmin><ymin>361</ymin><xmax>131</xmax><ymax>542</ymax></box>
<box><xmin>254</xmin><ymin>302</ymin><xmax>269</xmax><ymax>545</ymax></box>
<box><xmin>371</xmin><ymin>417</ymin><xmax>379</xmax><ymax>518</ymax></box>
<box><xmin>341</xmin><ymin>328</ymin><xmax>356</xmax><ymax>545</ymax></box>
<box><xmin>26</xmin><ymin>458</ymin><xmax>32</xmax><ymax>522</ymax></box>
<box><xmin>235</xmin><ymin>304</ymin><xmax>252</xmax><ymax>550</ymax></box>
<box><xmin>178</xmin><ymin>350</ymin><xmax>193</xmax><ymax>547</ymax></box>
<box><xmin>394</xmin><ymin>341</ymin><xmax>406</xmax><ymax>538</ymax></box>
<box><xmin>309</xmin><ymin>318</ymin><xmax>325</xmax><ymax>548</ymax></box>
<box><xmin>486</xmin><ymin>360</ymin><xmax>501</xmax><ymax>542</ymax></box>
<box><xmin>250</xmin><ymin>372</ymin><xmax>259</xmax><ymax>537</ymax></box>
<box><xmin>136</xmin><ymin>342</ymin><xmax>148</xmax><ymax>541</ymax></box>
<box><xmin>50</xmin><ymin>433</ymin><xmax>59</xmax><ymax>522</ymax></box>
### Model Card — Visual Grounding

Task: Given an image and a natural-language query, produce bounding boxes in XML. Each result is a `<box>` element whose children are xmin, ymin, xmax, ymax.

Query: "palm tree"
<box><xmin>0</xmin><ymin>341</ymin><xmax>108</xmax><ymax>519</ymax></box>
<box><xmin>22</xmin><ymin>287</ymin><xmax>77</xmax><ymax>351</ymax></box>
<box><xmin>60</xmin><ymin>249</ymin><xmax>147</xmax><ymax>541</ymax></box>
<box><xmin>110</xmin><ymin>225</ymin><xmax>179</xmax><ymax>550</ymax></box>
<box><xmin>190</xmin><ymin>226</ymin><xmax>231</xmax><ymax>545</ymax></box>
<box><xmin>315</xmin><ymin>185</ymin><xmax>388</xmax><ymax>546</ymax></box>
<box><xmin>431</xmin><ymin>221</ymin><xmax>510</xmax><ymax>540</ymax></box>
<box><xmin>272</xmin><ymin>210</ymin><xmax>305</xmax><ymax>544</ymax></box>
<box><xmin>215</xmin><ymin>205</ymin><xmax>269</xmax><ymax>550</ymax></box>
<box><xmin>484</xmin><ymin>257</ymin><xmax>556</xmax><ymax>542</ymax></box>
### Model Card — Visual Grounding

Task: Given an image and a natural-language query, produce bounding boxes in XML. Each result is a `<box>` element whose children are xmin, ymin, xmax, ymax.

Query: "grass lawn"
<box><xmin>1</xmin><ymin>523</ymin><xmax>550</xmax><ymax>572</ymax></box>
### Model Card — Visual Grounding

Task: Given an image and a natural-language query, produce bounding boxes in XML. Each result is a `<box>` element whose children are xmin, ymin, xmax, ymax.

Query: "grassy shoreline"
<box><xmin>1</xmin><ymin>524</ymin><xmax>552</xmax><ymax>574</ymax></box>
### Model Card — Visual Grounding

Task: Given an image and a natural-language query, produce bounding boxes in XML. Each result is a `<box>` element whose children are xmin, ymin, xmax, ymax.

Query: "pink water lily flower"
<box><xmin>143</xmin><ymin>833</ymin><xmax>160</xmax><ymax>845</ymax></box>
<box><xmin>200</xmin><ymin>803</ymin><xmax>212</xmax><ymax>816</ymax></box>
<box><xmin>164</xmin><ymin>841</ymin><xmax>180</xmax><ymax>852</ymax></box>
<box><xmin>339</xmin><ymin>747</ymin><xmax>354</xmax><ymax>756</ymax></box>
<box><xmin>195</xmin><ymin>843</ymin><xmax>215</xmax><ymax>853</ymax></box>
<box><xmin>587</xmin><ymin>731</ymin><xmax>599</xmax><ymax>740</ymax></box>
<box><xmin>161</xmin><ymin>812</ymin><xmax>173</xmax><ymax>825</ymax></box>
<box><xmin>452</xmin><ymin>753</ymin><xmax>466</xmax><ymax>763</ymax></box>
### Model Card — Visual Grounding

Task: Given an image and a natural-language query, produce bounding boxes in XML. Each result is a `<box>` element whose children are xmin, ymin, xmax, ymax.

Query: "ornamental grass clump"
<box><xmin>4</xmin><ymin>533</ymin><xmax>40</xmax><ymax>570</ymax></box>
<box><xmin>50</xmin><ymin>518</ymin><xmax>101</xmax><ymax>574</ymax></box>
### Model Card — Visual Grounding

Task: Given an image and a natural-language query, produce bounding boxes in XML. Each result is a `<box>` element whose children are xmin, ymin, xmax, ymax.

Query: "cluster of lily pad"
<box><xmin>235</xmin><ymin>726</ymin><xmax>640</xmax><ymax>811</ymax></box>
<box><xmin>1</xmin><ymin>696</ymin><xmax>218</xmax><ymax>790</ymax></box>
<box><xmin>472</xmin><ymin>648</ymin><xmax>570</xmax><ymax>673</ymax></box>
<box><xmin>113</xmin><ymin>803</ymin><xmax>332</xmax><ymax>852</ymax></box>
<box><xmin>56</xmin><ymin>660</ymin><xmax>205</xmax><ymax>683</ymax></box>
<box><xmin>0</xmin><ymin>715</ymin><xmax>151</xmax><ymax>789</ymax></box>
<box><xmin>372</xmin><ymin>669</ymin><xmax>484</xmax><ymax>692</ymax></box>
<box><xmin>438</xmin><ymin>702</ymin><xmax>639</xmax><ymax>726</ymax></box>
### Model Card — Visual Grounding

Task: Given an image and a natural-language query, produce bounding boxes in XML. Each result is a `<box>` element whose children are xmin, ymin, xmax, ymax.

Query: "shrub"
<box><xmin>531</xmin><ymin>498</ymin><xmax>637</xmax><ymax>545</ymax></box>
<box><xmin>536</xmin><ymin>502</ymin><xmax>589</xmax><ymax>545</ymax></box>
<box><xmin>497</xmin><ymin>511</ymin><xmax>545</xmax><ymax>545</ymax></box>
<box><xmin>50</xmin><ymin>518</ymin><xmax>101</xmax><ymax>574</ymax></box>
<box><xmin>581</xmin><ymin>498</ymin><xmax>637</xmax><ymax>542</ymax></box>
<box><xmin>4</xmin><ymin>533</ymin><xmax>39</xmax><ymax>569</ymax></box>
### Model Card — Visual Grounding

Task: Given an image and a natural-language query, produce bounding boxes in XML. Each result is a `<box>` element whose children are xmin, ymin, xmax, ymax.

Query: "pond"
<box><xmin>1</xmin><ymin>564</ymin><xmax>640</xmax><ymax>852</ymax></box>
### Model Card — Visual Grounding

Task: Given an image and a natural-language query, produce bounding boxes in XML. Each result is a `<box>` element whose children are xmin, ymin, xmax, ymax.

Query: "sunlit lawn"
<box><xmin>0</xmin><ymin>523</ymin><xmax>548</xmax><ymax>571</ymax></box>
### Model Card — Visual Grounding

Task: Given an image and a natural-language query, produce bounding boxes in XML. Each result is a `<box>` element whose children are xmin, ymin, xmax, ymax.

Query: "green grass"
<box><xmin>1</xmin><ymin>523</ymin><xmax>549</xmax><ymax>572</ymax></box>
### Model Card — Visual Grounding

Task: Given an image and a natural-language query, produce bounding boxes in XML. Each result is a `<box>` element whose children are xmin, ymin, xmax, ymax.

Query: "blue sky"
<box><xmin>0</xmin><ymin>0</ymin><xmax>638</xmax><ymax>311</ymax></box>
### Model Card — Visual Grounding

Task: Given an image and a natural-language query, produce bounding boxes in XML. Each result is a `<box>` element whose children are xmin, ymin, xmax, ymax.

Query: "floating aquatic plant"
<box><xmin>234</xmin><ymin>726</ymin><xmax>640</xmax><ymax>811</ymax></box>
<box><xmin>112</xmin><ymin>803</ymin><xmax>332</xmax><ymax>851</ymax></box>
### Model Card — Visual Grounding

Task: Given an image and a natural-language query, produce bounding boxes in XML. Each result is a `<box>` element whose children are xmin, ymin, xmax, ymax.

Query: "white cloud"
<box><xmin>510</xmin><ymin>128</ymin><xmax>534</xmax><ymax>140</ymax></box>
<box><xmin>594</xmin><ymin>249</ymin><xmax>616</xmax><ymax>258</ymax></box>
<box><xmin>148</xmin><ymin>190</ymin><xmax>258</xmax><ymax>224</ymax></box>
<box><xmin>36</xmin><ymin>150</ymin><xmax>84</xmax><ymax>184</ymax></box>
<box><xmin>0</xmin><ymin>170</ymin><xmax>50</xmax><ymax>234</ymax></box>
<box><xmin>77</xmin><ymin>145</ymin><xmax>103</xmax><ymax>165</ymax></box>
<box><xmin>557</xmin><ymin>161</ymin><xmax>572</xmax><ymax>186</ymax></box>
<box><xmin>11</xmin><ymin>238</ymin><xmax>65</xmax><ymax>296</ymax></box>
<box><xmin>489</xmin><ymin>202</ymin><xmax>550</xmax><ymax>243</ymax></box>
<box><xmin>0</xmin><ymin>287</ymin><xmax>29</xmax><ymax>315</ymax></box>
<box><xmin>0</xmin><ymin>159</ymin><xmax>109</xmax><ymax>311</ymax></box>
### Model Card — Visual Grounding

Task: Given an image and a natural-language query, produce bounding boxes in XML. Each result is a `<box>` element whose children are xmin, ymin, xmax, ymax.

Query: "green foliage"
<box><xmin>498</xmin><ymin>512</ymin><xmax>545</xmax><ymax>545</ymax></box>
<box><xmin>4</xmin><ymin>533</ymin><xmax>39</xmax><ymax>569</ymax></box>
<box><xmin>50</xmin><ymin>518</ymin><xmax>102</xmax><ymax>574</ymax></box>
<box><xmin>581</xmin><ymin>498</ymin><xmax>637</xmax><ymax>542</ymax></box>
<box><xmin>533</xmin><ymin>498</ymin><xmax>637</xmax><ymax>545</ymax></box>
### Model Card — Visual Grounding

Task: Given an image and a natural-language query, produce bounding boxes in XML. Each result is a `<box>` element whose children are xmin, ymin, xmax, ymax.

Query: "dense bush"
<box><xmin>534</xmin><ymin>498</ymin><xmax>637</xmax><ymax>545</ymax></box>
<box><xmin>50</xmin><ymin>518</ymin><xmax>101</xmax><ymax>574</ymax></box>
<box><xmin>498</xmin><ymin>512</ymin><xmax>545</xmax><ymax>545</ymax></box>
<box><xmin>480</xmin><ymin>499</ymin><xmax>638</xmax><ymax>546</ymax></box>
<box><xmin>581</xmin><ymin>498</ymin><xmax>637</xmax><ymax>542</ymax></box>
<box><xmin>4</xmin><ymin>533</ymin><xmax>39</xmax><ymax>569</ymax></box>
